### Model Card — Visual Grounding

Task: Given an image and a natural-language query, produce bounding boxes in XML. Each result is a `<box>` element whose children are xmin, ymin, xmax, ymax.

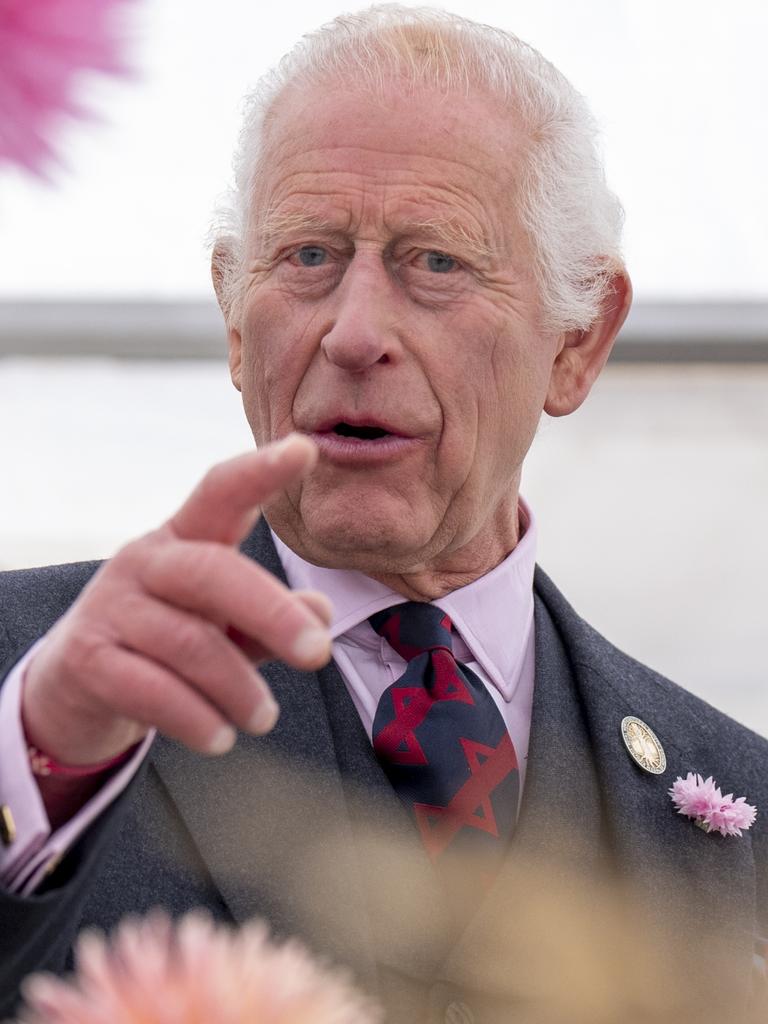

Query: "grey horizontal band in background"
<box><xmin>0</xmin><ymin>299</ymin><xmax>766</xmax><ymax>361</ymax></box>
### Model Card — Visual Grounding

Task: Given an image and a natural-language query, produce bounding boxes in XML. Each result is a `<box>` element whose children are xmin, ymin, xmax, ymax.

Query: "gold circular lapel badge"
<box><xmin>621</xmin><ymin>716</ymin><xmax>667</xmax><ymax>775</ymax></box>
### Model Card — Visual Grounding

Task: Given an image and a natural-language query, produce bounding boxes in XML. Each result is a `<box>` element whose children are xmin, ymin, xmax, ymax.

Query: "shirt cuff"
<box><xmin>0</xmin><ymin>640</ymin><xmax>154</xmax><ymax>895</ymax></box>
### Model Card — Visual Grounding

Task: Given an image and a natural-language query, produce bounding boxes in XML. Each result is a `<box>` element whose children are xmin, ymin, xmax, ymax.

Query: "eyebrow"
<box><xmin>256</xmin><ymin>208</ymin><xmax>348</xmax><ymax>251</ymax></box>
<box><xmin>408</xmin><ymin>216</ymin><xmax>497</xmax><ymax>263</ymax></box>
<box><xmin>255</xmin><ymin>208</ymin><xmax>497</xmax><ymax>264</ymax></box>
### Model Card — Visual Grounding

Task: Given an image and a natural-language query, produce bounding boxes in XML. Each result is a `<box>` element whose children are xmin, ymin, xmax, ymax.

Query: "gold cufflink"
<box><xmin>44</xmin><ymin>853</ymin><xmax>62</xmax><ymax>877</ymax></box>
<box><xmin>0</xmin><ymin>804</ymin><xmax>16</xmax><ymax>846</ymax></box>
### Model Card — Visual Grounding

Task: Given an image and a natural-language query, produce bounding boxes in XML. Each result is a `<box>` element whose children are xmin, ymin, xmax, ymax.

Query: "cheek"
<box><xmin>240</xmin><ymin>291</ymin><xmax>318</xmax><ymax>441</ymax></box>
<box><xmin>450</xmin><ymin>316</ymin><xmax>552</xmax><ymax>476</ymax></box>
<box><xmin>483</xmin><ymin>333</ymin><xmax>556</xmax><ymax>474</ymax></box>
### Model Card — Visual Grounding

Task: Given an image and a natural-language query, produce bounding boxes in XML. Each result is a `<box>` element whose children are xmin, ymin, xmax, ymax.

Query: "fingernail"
<box><xmin>300</xmin><ymin>591</ymin><xmax>334</xmax><ymax>627</ymax></box>
<box><xmin>208</xmin><ymin>725</ymin><xmax>237</xmax><ymax>754</ymax></box>
<box><xmin>248</xmin><ymin>693</ymin><xmax>280</xmax><ymax>734</ymax></box>
<box><xmin>293</xmin><ymin>626</ymin><xmax>330</xmax><ymax>662</ymax></box>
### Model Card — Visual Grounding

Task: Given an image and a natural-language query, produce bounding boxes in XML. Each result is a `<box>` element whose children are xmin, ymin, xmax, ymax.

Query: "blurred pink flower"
<box><xmin>0</xmin><ymin>0</ymin><xmax>135</xmax><ymax>176</ymax></box>
<box><xmin>669</xmin><ymin>773</ymin><xmax>757</xmax><ymax>837</ymax></box>
<box><xmin>15</xmin><ymin>911</ymin><xmax>382</xmax><ymax>1024</ymax></box>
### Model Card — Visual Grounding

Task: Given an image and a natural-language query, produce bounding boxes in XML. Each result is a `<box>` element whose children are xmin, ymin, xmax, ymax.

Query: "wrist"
<box><xmin>27</xmin><ymin>741</ymin><xmax>141</xmax><ymax>833</ymax></box>
<box><xmin>27</xmin><ymin>744</ymin><xmax>136</xmax><ymax>779</ymax></box>
<box><xmin>22</xmin><ymin>655</ymin><xmax>145</xmax><ymax>769</ymax></box>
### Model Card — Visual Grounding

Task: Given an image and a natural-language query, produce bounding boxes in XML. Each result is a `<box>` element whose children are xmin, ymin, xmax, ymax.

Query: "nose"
<box><xmin>320</xmin><ymin>255</ymin><xmax>401</xmax><ymax>372</ymax></box>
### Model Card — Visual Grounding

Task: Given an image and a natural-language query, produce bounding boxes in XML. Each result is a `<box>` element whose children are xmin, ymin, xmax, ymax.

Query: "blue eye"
<box><xmin>425</xmin><ymin>251</ymin><xmax>457</xmax><ymax>273</ymax></box>
<box><xmin>297</xmin><ymin>246</ymin><xmax>327</xmax><ymax>267</ymax></box>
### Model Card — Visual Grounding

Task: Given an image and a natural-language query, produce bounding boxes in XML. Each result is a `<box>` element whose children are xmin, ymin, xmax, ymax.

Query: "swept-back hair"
<box><xmin>211</xmin><ymin>4</ymin><xmax>625</xmax><ymax>332</ymax></box>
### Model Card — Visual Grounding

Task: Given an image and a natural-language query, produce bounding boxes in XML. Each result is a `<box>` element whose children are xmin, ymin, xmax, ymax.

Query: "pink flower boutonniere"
<box><xmin>669</xmin><ymin>773</ymin><xmax>757</xmax><ymax>837</ymax></box>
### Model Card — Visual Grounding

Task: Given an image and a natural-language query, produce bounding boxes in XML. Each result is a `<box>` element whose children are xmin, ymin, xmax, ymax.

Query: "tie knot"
<box><xmin>368</xmin><ymin>602</ymin><xmax>453</xmax><ymax>662</ymax></box>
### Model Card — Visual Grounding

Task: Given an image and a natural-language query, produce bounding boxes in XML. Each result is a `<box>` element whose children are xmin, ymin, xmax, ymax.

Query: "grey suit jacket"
<box><xmin>1</xmin><ymin>519</ymin><xmax>767</xmax><ymax>1022</ymax></box>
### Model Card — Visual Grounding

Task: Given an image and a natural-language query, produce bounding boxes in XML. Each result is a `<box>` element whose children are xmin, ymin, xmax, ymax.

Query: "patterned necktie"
<box><xmin>369</xmin><ymin>602</ymin><xmax>519</xmax><ymax>864</ymax></box>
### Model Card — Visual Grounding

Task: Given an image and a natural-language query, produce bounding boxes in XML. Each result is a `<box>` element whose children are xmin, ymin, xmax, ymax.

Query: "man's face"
<box><xmin>227</xmin><ymin>81</ymin><xmax>563</xmax><ymax>576</ymax></box>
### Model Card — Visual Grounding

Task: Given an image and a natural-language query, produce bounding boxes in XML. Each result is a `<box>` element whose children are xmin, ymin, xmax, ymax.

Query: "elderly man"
<box><xmin>1</xmin><ymin>7</ymin><xmax>766</xmax><ymax>1022</ymax></box>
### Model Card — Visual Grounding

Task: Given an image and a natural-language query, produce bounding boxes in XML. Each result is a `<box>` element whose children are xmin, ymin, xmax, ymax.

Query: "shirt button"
<box><xmin>445</xmin><ymin>1001</ymin><xmax>475</xmax><ymax>1024</ymax></box>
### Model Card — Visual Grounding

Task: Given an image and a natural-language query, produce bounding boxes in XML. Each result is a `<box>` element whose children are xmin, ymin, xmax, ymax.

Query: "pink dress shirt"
<box><xmin>0</xmin><ymin>500</ymin><xmax>537</xmax><ymax>895</ymax></box>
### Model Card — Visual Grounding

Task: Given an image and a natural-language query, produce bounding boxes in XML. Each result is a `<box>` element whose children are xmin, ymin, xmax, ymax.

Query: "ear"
<box><xmin>211</xmin><ymin>240</ymin><xmax>243</xmax><ymax>393</ymax></box>
<box><xmin>544</xmin><ymin>271</ymin><xmax>632</xmax><ymax>417</ymax></box>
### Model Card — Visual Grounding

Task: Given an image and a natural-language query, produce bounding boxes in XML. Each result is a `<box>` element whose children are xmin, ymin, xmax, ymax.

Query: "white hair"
<box><xmin>211</xmin><ymin>4</ymin><xmax>625</xmax><ymax>333</ymax></box>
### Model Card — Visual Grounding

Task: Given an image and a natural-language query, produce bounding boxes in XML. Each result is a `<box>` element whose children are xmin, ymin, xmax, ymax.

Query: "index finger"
<box><xmin>167</xmin><ymin>434</ymin><xmax>317</xmax><ymax>545</ymax></box>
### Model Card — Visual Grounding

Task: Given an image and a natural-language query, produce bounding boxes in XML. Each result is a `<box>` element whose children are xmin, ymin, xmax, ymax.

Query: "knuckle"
<box><xmin>119</xmin><ymin>589</ymin><xmax>147</xmax><ymax>623</ymax></box>
<box><xmin>172</xmin><ymin>618</ymin><xmax>219</xmax><ymax>667</ymax></box>
<box><xmin>259</xmin><ymin>589</ymin><xmax>304</xmax><ymax>639</ymax></box>
<box><xmin>191</xmin><ymin>541</ymin><xmax>225</xmax><ymax>577</ymax></box>
<box><xmin>197</xmin><ymin>463</ymin><xmax>229</xmax><ymax>505</ymax></box>
<box><xmin>118</xmin><ymin>591</ymin><xmax>156</xmax><ymax>645</ymax></box>
<box><xmin>58</xmin><ymin>626</ymin><xmax>108</xmax><ymax>683</ymax></box>
<box><xmin>111</xmin><ymin>535</ymin><xmax>151</xmax><ymax>572</ymax></box>
<box><xmin>171</xmin><ymin>543</ymin><xmax>223</xmax><ymax>599</ymax></box>
<box><xmin>140</xmin><ymin>541</ymin><xmax>184</xmax><ymax>593</ymax></box>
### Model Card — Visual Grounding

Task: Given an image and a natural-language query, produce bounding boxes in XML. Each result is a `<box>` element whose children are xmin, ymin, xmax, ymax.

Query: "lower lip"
<box><xmin>309</xmin><ymin>431</ymin><xmax>422</xmax><ymax>464</ymax></box>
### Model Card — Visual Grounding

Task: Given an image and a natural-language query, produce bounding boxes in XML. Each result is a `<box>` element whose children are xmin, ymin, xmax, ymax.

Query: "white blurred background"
<box><xmin>1</xmin><ymin>0</ymin><xmax>767</xmax><ymax>299</ymax></box>
<box><xmin>0</xmin><ymin>0</ymin><xmax>766</xmax><ymax>732</ymax></box>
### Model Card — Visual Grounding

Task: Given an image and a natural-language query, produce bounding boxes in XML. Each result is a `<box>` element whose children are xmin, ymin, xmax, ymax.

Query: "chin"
<box><xmin>270</xmin><ymin>485</ymin><xmax>438</xmax><ymax>573</ymax></box>
<box><xmin>308</xmin><ymin>510</ymin><xmax>428</xmax><ymax>571</ymax></box>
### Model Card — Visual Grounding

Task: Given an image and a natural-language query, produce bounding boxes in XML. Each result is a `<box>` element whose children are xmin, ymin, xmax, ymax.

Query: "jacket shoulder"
<box><xmin>533</xmin><ymin>565</ymin><xmax>768</xmax><ymax>791</ymax></box>
<box><xmin>0</xmin><ymin>560</ymin><xmax>103</xmax><ymax>661</ymax></box>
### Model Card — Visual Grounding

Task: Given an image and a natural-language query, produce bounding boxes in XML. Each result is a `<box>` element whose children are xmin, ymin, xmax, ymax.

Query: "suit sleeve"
<box><xmin>0</xmin><ymin>561</ymin><xmax>142</xmax><ymax>1018</ymax></box>
<box><xmin>0</xmin><ymin>764</ymin><xmax>147</xmax><ymax>1019</ymax></box>
<box><xmin>0</xmin><ymin>647</ymin><xmax>50</xmax><ymax>886</ymax></box>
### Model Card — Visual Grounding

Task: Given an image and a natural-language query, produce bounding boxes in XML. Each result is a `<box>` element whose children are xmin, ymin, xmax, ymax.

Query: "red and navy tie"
<box><xmin>369</xmin><ymin>603</ymin><xmax>519</xmax><ymax>864</ymax></box>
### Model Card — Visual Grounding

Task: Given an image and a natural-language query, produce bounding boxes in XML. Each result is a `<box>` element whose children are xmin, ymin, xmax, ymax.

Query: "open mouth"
<box><xmin>330</xmin><ymin>422</ymin><xmax>391</xmax><ymax>441</ymax></box>
<box><xmin>309</xmin><ymin>419</ymin><xmax>417</xmax><ymax>462</ymax></box>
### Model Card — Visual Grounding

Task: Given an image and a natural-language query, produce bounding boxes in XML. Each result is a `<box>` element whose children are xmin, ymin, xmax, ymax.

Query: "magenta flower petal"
<box><xmin>0</xmin><ymin>0</ymin><xmax>137</xmax><ymax>177</ymax></box>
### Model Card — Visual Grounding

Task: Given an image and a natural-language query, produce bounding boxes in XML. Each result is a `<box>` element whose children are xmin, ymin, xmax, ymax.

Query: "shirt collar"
<box><xmin>271</xmin><ymin>497</ymin><xmax>537</xmax><ymax>702</ymax></box>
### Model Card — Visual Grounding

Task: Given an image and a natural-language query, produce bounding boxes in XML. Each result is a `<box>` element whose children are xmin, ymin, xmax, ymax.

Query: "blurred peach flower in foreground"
<box><xmin>15</xmin><ymin>911</ymin><xmax>382</xmax><ymax>1024</ymax></box>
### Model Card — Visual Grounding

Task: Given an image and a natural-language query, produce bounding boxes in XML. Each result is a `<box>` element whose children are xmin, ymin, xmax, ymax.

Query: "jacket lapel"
<box><xmin>315</xmin><ymin>656</ymin><xmax>457</xmax><ymax>982</ymax></box>
<box><xmin>575</xmin><ymin>643</ymin><xmax>757</xmax><ymax>972</ymax></box>
<box><xmin>525</xmin><ymin>569</ymin><xmax>755</xmax><ymax>948</ymax></box>
<box><xmin>151</xmin><ymin>520</ymin><xmax>378</xmax><ymax>985</ymax></box>
<box><xmin>434</xmin><ymin>588</ymin><xmax>607</xmax><ymax>1002</ymax></box>
<box><xmin>513</xmin><ymin>589</ymin><xmax>607</xmax><ymax>865</ymax></box>
<box><xmin>534</xmin><ymin>562</ymin><xmax>757</xmax><ymax>967</ymax></box>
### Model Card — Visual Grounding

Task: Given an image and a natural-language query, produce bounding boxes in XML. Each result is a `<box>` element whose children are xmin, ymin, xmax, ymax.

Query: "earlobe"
<box><xmin>544</xmin><ymin>338</ymin><xmax>586</xmax><ymax>418</ymax></box>
<box><xmin>544</xmin><ymin>271</ymin><xmax>632</xmax><ymax>418</ymax></box>
<box><xmin>228</xmin><ymin>327</ymin><xmax>243</xmax><ymax>392</ymax></box>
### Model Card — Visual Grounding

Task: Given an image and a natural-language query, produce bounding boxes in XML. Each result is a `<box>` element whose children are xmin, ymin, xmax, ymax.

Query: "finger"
<box><xmin>86</xmin><ymin>644</ymin><xmax>242</xmax><ymax>755</ymax></box>
<box><xmin>166</xmin><ymin>434</ymin><xmax>317</xmax><ymax>546</ymax></box>
<box><xmin>229</xmin><ymin>589</ymin><xmax>334</xmax><ymax>661</ymax></box>
<box><xmin>119</xmin><ymin>595</ymin><xmax>278</xmax><ymax>734</ymax></box>
<box><xmin>139</xmin><ymin>541</ymin><xmax>331</xmax><ymax>669</ymax></box>
<box><xmin>295</xmin><ymin>590</ymin><xmax>334</xmax><ymax>627</ymax></box>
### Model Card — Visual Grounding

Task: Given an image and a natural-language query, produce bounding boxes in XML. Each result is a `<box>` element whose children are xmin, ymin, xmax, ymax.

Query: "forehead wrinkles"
<box><xmin>252</xmin><ymin>162</ymin><xmax>502</xmax><ymax>261</ymax></box>
<box><xmin>253</xmin><ymin>168</ymin><xmax>362</xmax><ymax>247</ymax></box>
